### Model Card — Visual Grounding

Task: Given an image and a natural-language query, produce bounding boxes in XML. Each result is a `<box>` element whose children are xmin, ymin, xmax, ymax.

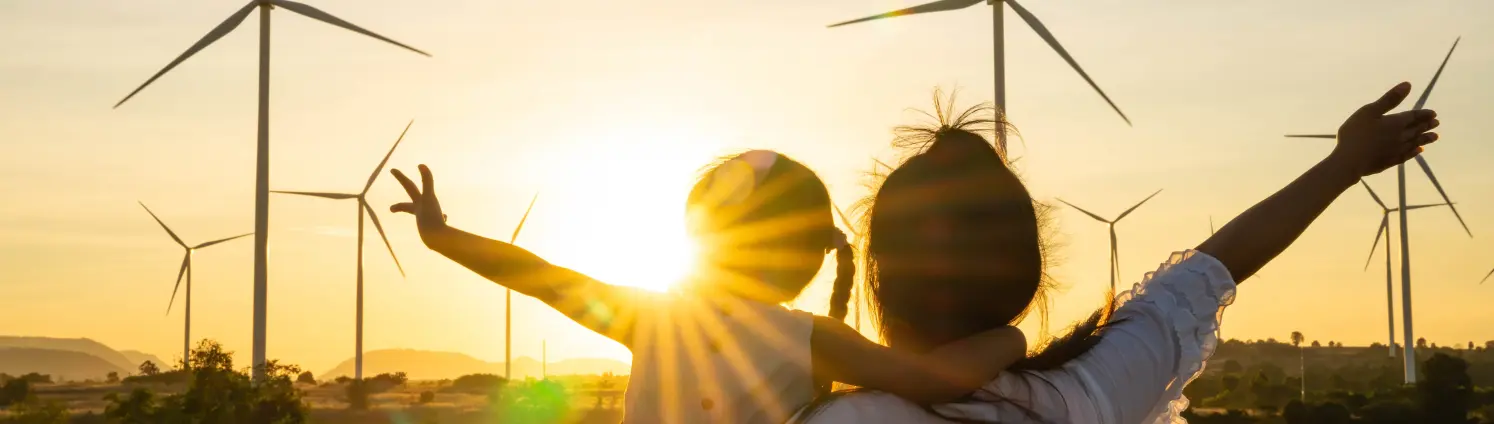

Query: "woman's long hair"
<box><xmin>793</xmin><ymin>90</ymin><xmax>1118</xmax><ymax>423</ymax></box>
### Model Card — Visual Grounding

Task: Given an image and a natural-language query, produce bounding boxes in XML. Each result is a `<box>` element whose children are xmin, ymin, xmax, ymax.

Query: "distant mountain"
<box><xmin>118</xmin><ymin>350</ymin><xmax>168</xmax><ymax>370</ymax></box>
<box><xmin>0</xmin><ymin>336</ymin><xmax>137</xmax><ymax>372</ymax></box>
<box><xmin>319</xmin><ymin>349</ymin><xmax>629</xmax><ymax>381</ymax></box>
<box><xmin>0</xmin><ymin>348</ymin><xmax>127</xmax><ymax>381</ymax></box>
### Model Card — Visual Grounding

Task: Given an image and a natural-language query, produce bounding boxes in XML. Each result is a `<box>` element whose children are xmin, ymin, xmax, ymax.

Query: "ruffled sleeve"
<box><xmin>1105</xmin><ymin>250</ymin><xmax>1236</xmax><ymax>424</ymax></box>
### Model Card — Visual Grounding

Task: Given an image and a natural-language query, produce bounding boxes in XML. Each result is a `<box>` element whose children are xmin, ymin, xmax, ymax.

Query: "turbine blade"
<box><xmin>195</xmin><ymin>232</ymin><xmax>253</xmax><ymax>249</ymax></box>
<box><xmin>827</xmin><ymin>0</ymin><xmax>983</xmax><ymax>28</ymax></box>
<box><xmin>115</xmin><ymin>2</ymin><xmax>257</xmax><ymax>108</ymax></box>
<box><xmin>1209</xmin><ymin>216</ymin><xmax>1215</xmax><ymax>235</ymax></box>
<box><xmin>1360</xmin><ymin>179</ymin><xmax>1386</xmax><ymax>210</ymax></box>
<box><xmin>1482</xmin><ymin>267</ymin><xmax>1493</xmax><ymax>285</ymax></box>
<box><xmin>1056</xmin><ymin>199</ymin><xmax>1110</xmax><ymax>223</ymax></box>
<box><xmin>167</xmin><ymin>254</ymin><xmax>189</xmax><ymax>315</ymax></box>
<box><xmin>139</xmin><ymin>202</ymin><xmax>186</xmax><ymax>247</ymax></box>
<box><xmin>1365</xmin><ymin>217</ymin><xmax>1387</xmax><ymax>271</ymax></box>
<box><xmin>1413</xmin><ymin>156</ymin><xmax>1471</xmax><ymax>237</ymax></box>
<box><xmin>270</xmin><ymin>0</ymin><xmax>431</xmax><ymax>57</ymax></box>
<box><xmin>1284</xmin><ymin>134</ymin><xmax>1336</xmax><ymax>139</ymax></box>
<box><xmin>362</xmin><ymin>201</ymin><xmax>404</xmax><ymax>278</ymax></box>
<box><xmin>1116</xmin><ymin>189</ymin><xmax>1163</xmax><ymax>221</ymax></box>
<box><xmin>1005</xmin><ymin>0</ymin><xmax>1130</xmax><ymax>126</ymax></box>
<box><xmin>511</xmin><ymin>193</ymin><xmax>539</xmax><ymax>244</ymax></box>
<box><xmin>873</xmin><ymin>159</ymin><xmax>894</xmax><ymax>171</ymax></box>
<box><xmin>365</xmin><ymin>120</ymin><xmax>414</xmax><ymax>194</ymax></box>
<box><xmin>270</xmin><ymin>190</ymin><xmax>359</xmax><ymax>200</ymax></box>
<box><xmin>1413</xmin><ymin>37</ymin><xmax>1459</xmax><ymax>111</ymax></box>
<box><xmin>1402</xmin><ymin>203</ymin><xmax>1451</xmax><ymax>211</ymax></box>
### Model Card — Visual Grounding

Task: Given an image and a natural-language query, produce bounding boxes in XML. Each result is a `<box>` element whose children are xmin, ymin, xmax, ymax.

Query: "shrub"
<box><xmin>106</xmin><ymin>372</ymin><xmax>120</xmax><ymax>384</ymax></box>
<box><xmin>102</xmin><ymin>340</ymin><xmax>309</xmax><ymax>423</ymax></box>
<box><xmin>418</xmin><ymin>390</ymin><xmax>435</xmax><ymax>404</ymax></box>
<box><xmin>296</xmin><ymin>371</ymin><xmax>316</xmax><ymax>385</ymax></box>
<box><xmin>1</xmin><ymin>399</ymin><xmax>69</xmax><ymax>424</ymax></box>
<box><xmin>1</xmin><ymin>379</ymin><xmax>35</xmax><ymax>408</ymax></box>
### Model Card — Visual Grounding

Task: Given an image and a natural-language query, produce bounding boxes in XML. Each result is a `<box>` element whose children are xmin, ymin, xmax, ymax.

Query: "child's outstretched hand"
<box><xmin>391</xmin><ymin>164</ymin><xmax>448</xmax><ymax>246</ymax></box>
<box><xmin>1329</xmin><ymin>82</ymin><xmax>1441</xmax><ymax>177</ymax></box>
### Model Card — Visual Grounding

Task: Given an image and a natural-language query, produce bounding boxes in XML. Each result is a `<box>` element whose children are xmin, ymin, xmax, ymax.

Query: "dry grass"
<box><xmin>31</xmin><ymin>377</ymin><xmax>629</xmax><ymax>424</ymax></box>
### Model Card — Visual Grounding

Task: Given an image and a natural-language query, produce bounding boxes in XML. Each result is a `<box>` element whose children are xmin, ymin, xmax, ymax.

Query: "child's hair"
<box><xmin>685</xmin><ymin>150</ymin><xmax>857</xmax><ymax>321</ymax></box>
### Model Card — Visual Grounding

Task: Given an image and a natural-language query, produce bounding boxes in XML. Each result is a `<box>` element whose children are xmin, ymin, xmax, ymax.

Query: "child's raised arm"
<box><xmin>390</xmin><ymin>165</ymin><xmax>651</xmax><ymax>346</ymax></box>
<box><xmin>809</xmin><ymin>317</ymin><xmax>1026</xmax><ymax>404</ymax></box>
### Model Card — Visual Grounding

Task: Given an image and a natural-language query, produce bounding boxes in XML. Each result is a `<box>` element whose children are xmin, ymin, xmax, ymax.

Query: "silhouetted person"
<box><xmin>794</xmin><ymin>82</ymin><xmax>1441</xmax><ymax>423</ymax></box>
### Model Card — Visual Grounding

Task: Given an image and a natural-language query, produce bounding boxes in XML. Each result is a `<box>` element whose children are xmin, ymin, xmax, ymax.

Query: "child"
<box><xmin>389</xmin><ymin>150</ymin><xmax>1026</xmax><ymax>423</ymax></box>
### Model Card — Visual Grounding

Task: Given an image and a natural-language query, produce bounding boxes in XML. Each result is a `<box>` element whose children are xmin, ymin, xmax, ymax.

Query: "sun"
<box><xmin>516</xmin><ymin>121</ymin><xmax>724</xmax><ymax>293</ymax></box>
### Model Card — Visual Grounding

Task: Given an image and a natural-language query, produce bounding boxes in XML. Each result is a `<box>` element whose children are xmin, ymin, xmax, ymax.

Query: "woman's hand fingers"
<box><xmin>391</xmin><ymin>202</ymin><xmax>416</xmax><ymax>215</ymax></box>
<box><xmin>1356</xmin><ymin>82</ymin><xmax>1412</xmax><ymax>118</ymax></box>
<box><xmin>418</xmin><ymin>164</ymin><xmax>436</xmax><ymax>199</ymax></box>
<box><xmin>391</xmin><ymin>169</ymin><xmax>421</xmax><ymax>202</ymax></box>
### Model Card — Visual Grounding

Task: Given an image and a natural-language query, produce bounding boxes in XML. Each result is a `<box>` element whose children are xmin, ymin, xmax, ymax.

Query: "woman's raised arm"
<box><xmin>1197</xmin><ymin>82</ymin><xmax>1440</xmax><ymax>283</ymax></box>
<box><xmin>390</xmin><ymin>165</ymin><xmax>648</xmax><ymax>345</ymax></box>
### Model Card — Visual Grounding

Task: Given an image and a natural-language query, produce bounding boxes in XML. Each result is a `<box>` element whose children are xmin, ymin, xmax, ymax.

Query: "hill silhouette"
<box><xmin>0</xmin><ymin>336</ymin><xmax>138</xmax><ymax>372</ymax></box>
<box><xmin>0</xmin><ymin>347</ymin><xmax>127</xmax><ymax>381</ymax></box>
<box><xmin>119</xmin><ymin>350</ymin><xmax>168</xmax><ymax>370</ymax></box>
<box><xmin>318</xmin><ymin>349</ymin><xmax>629</xmax><ymax>381</ymax></box>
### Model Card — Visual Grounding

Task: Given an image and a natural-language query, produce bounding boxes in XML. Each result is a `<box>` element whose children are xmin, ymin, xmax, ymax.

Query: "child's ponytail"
<box><xmin>826</xmin><ymin>230</ymin><xmax>855</xmax><ymax>322</ymax></box>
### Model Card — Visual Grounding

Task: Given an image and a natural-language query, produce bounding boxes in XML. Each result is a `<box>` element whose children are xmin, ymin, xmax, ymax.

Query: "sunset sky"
<box><xmin>2</xmin><ymin>0</ymin><xmax>1492</xmax><ymax>374</ymax></box>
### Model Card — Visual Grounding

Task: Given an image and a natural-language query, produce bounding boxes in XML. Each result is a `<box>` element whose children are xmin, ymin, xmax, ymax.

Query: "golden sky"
<box><xmin>2</xmin><ymin>0</ymin><xmax>1492</xmax><ymax>373</ymax></box>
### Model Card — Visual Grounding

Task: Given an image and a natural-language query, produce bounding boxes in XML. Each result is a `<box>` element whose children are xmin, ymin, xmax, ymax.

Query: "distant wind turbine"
<box><xmin>139</xmin><ymin>202</ymin><xmax>252</xmax><ymax>369</ymax></box>
<box><xmin>114</xmin><ymin>0</ymin><xmax>429</xmax><ymax>380</ymax></box>
<box><xmin>1284</xmin><ymin>37</ymin><xmax>1468</xmax><ymax>383</ymax></box>
<box><xmin>1357</xmin><ymin>179</ymin><xmax>1450</xmax><ymax>358</ymax></box>
<box><xmin>271</xmin><ymin>121</ymin><xmax>413</xmax><ymax>380</ymax></box>
<box><xmin>829</xmin><ymin>0</ymin><xmax>1130</xmax><ymax>153</ymax></box>
<box><xmin>506</xmin><ymin>194</ymin><xmax>540</xmax><ymax>380</ymax></box>
<box><xmin>1056</xmin><ymin>190</ymin><xmax>1162</xmax><ymax>291</ymax></box>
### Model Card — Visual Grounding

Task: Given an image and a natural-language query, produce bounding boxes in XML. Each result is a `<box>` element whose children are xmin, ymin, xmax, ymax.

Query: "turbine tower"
<box><xmin>113</xmin><ymin>0</ymin><xmax>429</xmax><ymax>381</ymax></box>
<box><xmin>506</xmin><ymin>194</ymin><xmax>540</xmax><ymax>380</ymax></box>
<box><xmin>829</xmin><ymin>0</ymin><xmax>1130</xmax><ymax>154</ymax></box>
<box><xmin>1056</xmin><ymin>190</ymin><xmax>1162</xmax><ymax>291</ymax></box>
<box><xmin>1357</xmin><ymin>179</ymin><xmax>1450</xmax><ymax>358</ymax></box>
<box><xmin>139</xmin><ymin>203</ymin><xmax>252</xmax><ymax>368</ymax></box>
<box><xmin>1284</xmin><ymin>38</ymin><xmax>1469</xmax><ymax>383</ymax></box>
<box><xmin>271</xmin><ymin>121</ymin><xmax>413</xmax><ymax>380</ymax></box>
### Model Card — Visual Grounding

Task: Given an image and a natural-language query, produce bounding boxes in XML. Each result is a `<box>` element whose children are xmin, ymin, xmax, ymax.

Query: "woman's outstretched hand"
<box><xmin>1329</xmin><ymin>82</ymin><xmax>1440</xmax><ymax>177</ymax></box>
<box><xmin>390</xmin><ymin>164</ymin><xmax>448</xmax><ymax>247</ymax></box>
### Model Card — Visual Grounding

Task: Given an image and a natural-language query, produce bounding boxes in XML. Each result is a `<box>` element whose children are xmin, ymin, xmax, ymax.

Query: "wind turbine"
<box><xmin>113</xmin><ymin>0</ymin><xmax>429</xmax><ymax>380</ymax></box>
<box><xmin>139</xmin><ymin>202</ymin><xmax>253</xmax><ymax>369</ymax></box>
<box><xmin>270</xmin><ymin>121</ymin><xmax>412</xmax><ymax>380</ymax></box>
<box><xmin>829</xmin><ymin>0</ymin><xmax>1130</xmax><ymax>154</ymax></box>
<box><xmin>506</xmin><ymin>194</ymin><xmax>540</xmax><ymax>380</ymax></box>
<box><xmin>1357</xmin><ymin>179</ymin><xmax>1451</xmax><ymax>358</ymax></box>
<box><xmin>1056</xmin><ymin>190</ymin><xmax>1161</xmax><ymax>291</ymax></box>
<box><xmin>1284</xmin><ymin>37</ymin><xmax>1469</xmax><ymax>383</ymax></box>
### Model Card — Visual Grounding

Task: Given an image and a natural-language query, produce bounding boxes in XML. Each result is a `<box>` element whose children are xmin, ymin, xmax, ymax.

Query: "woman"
<box><xmin>795</xmin><ymin>82</ymin><xmax>1440</xmax><ymax>423</ymax></box>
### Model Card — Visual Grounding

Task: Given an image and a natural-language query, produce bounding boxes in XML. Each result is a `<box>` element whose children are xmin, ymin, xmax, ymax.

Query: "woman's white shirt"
<box><xmin>798</xmin><ymin>250</ymin><xmax>1237</xmax><ymax>424</ymax></box>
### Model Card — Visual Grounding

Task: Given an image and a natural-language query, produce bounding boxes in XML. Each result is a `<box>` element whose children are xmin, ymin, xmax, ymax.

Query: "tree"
<box><xmin>1311</xmin><ymin>340</ymin><xmax>1321</xmax><ymax>348</ymax></box>
<box><xmin>107</xmin><ymin>372</ymin><xmax>120</xmax><ymax>384</ymax></box>
<box><xmin>296</xmin><ymin>371</ymin><xmax>315</xmax><ymax>385</ymax></box>
<box><xmin>1291</xmin><ymin>331</ymin><xmax>1305</xmax><ymax>401</ymax></box>
<box><xmin>104</xmin><ymin>388</ymin><xmax>157</xmax><ymax>424</ymax></box>
<box><xmin>1</xmin><ymin>378</ymin><xmax>35</xmax><ymax>408</ymax></box>
<box><xmin>1468</xmin><ymin>341</ymin><xmax>1474</xmax><ymax>350</ymax></box>
<box><xmin>1420</xmin><ymin>353</ymin><xmax>1472</xmax><ymax>423</ymax></box>
<box><xmin>1417</xmin><ymin>337</ymin><xmax>1427</xmax><ymax>349</ymax></box>
<box><xmin>138</xmin><ymin>361</ymin><xmax>160</xmax><ymax>376</ymax></box>
<box><xmin>419</xmin><ymin>391</ymin><xmax>435</xmax><ymax>404</ymax></box>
